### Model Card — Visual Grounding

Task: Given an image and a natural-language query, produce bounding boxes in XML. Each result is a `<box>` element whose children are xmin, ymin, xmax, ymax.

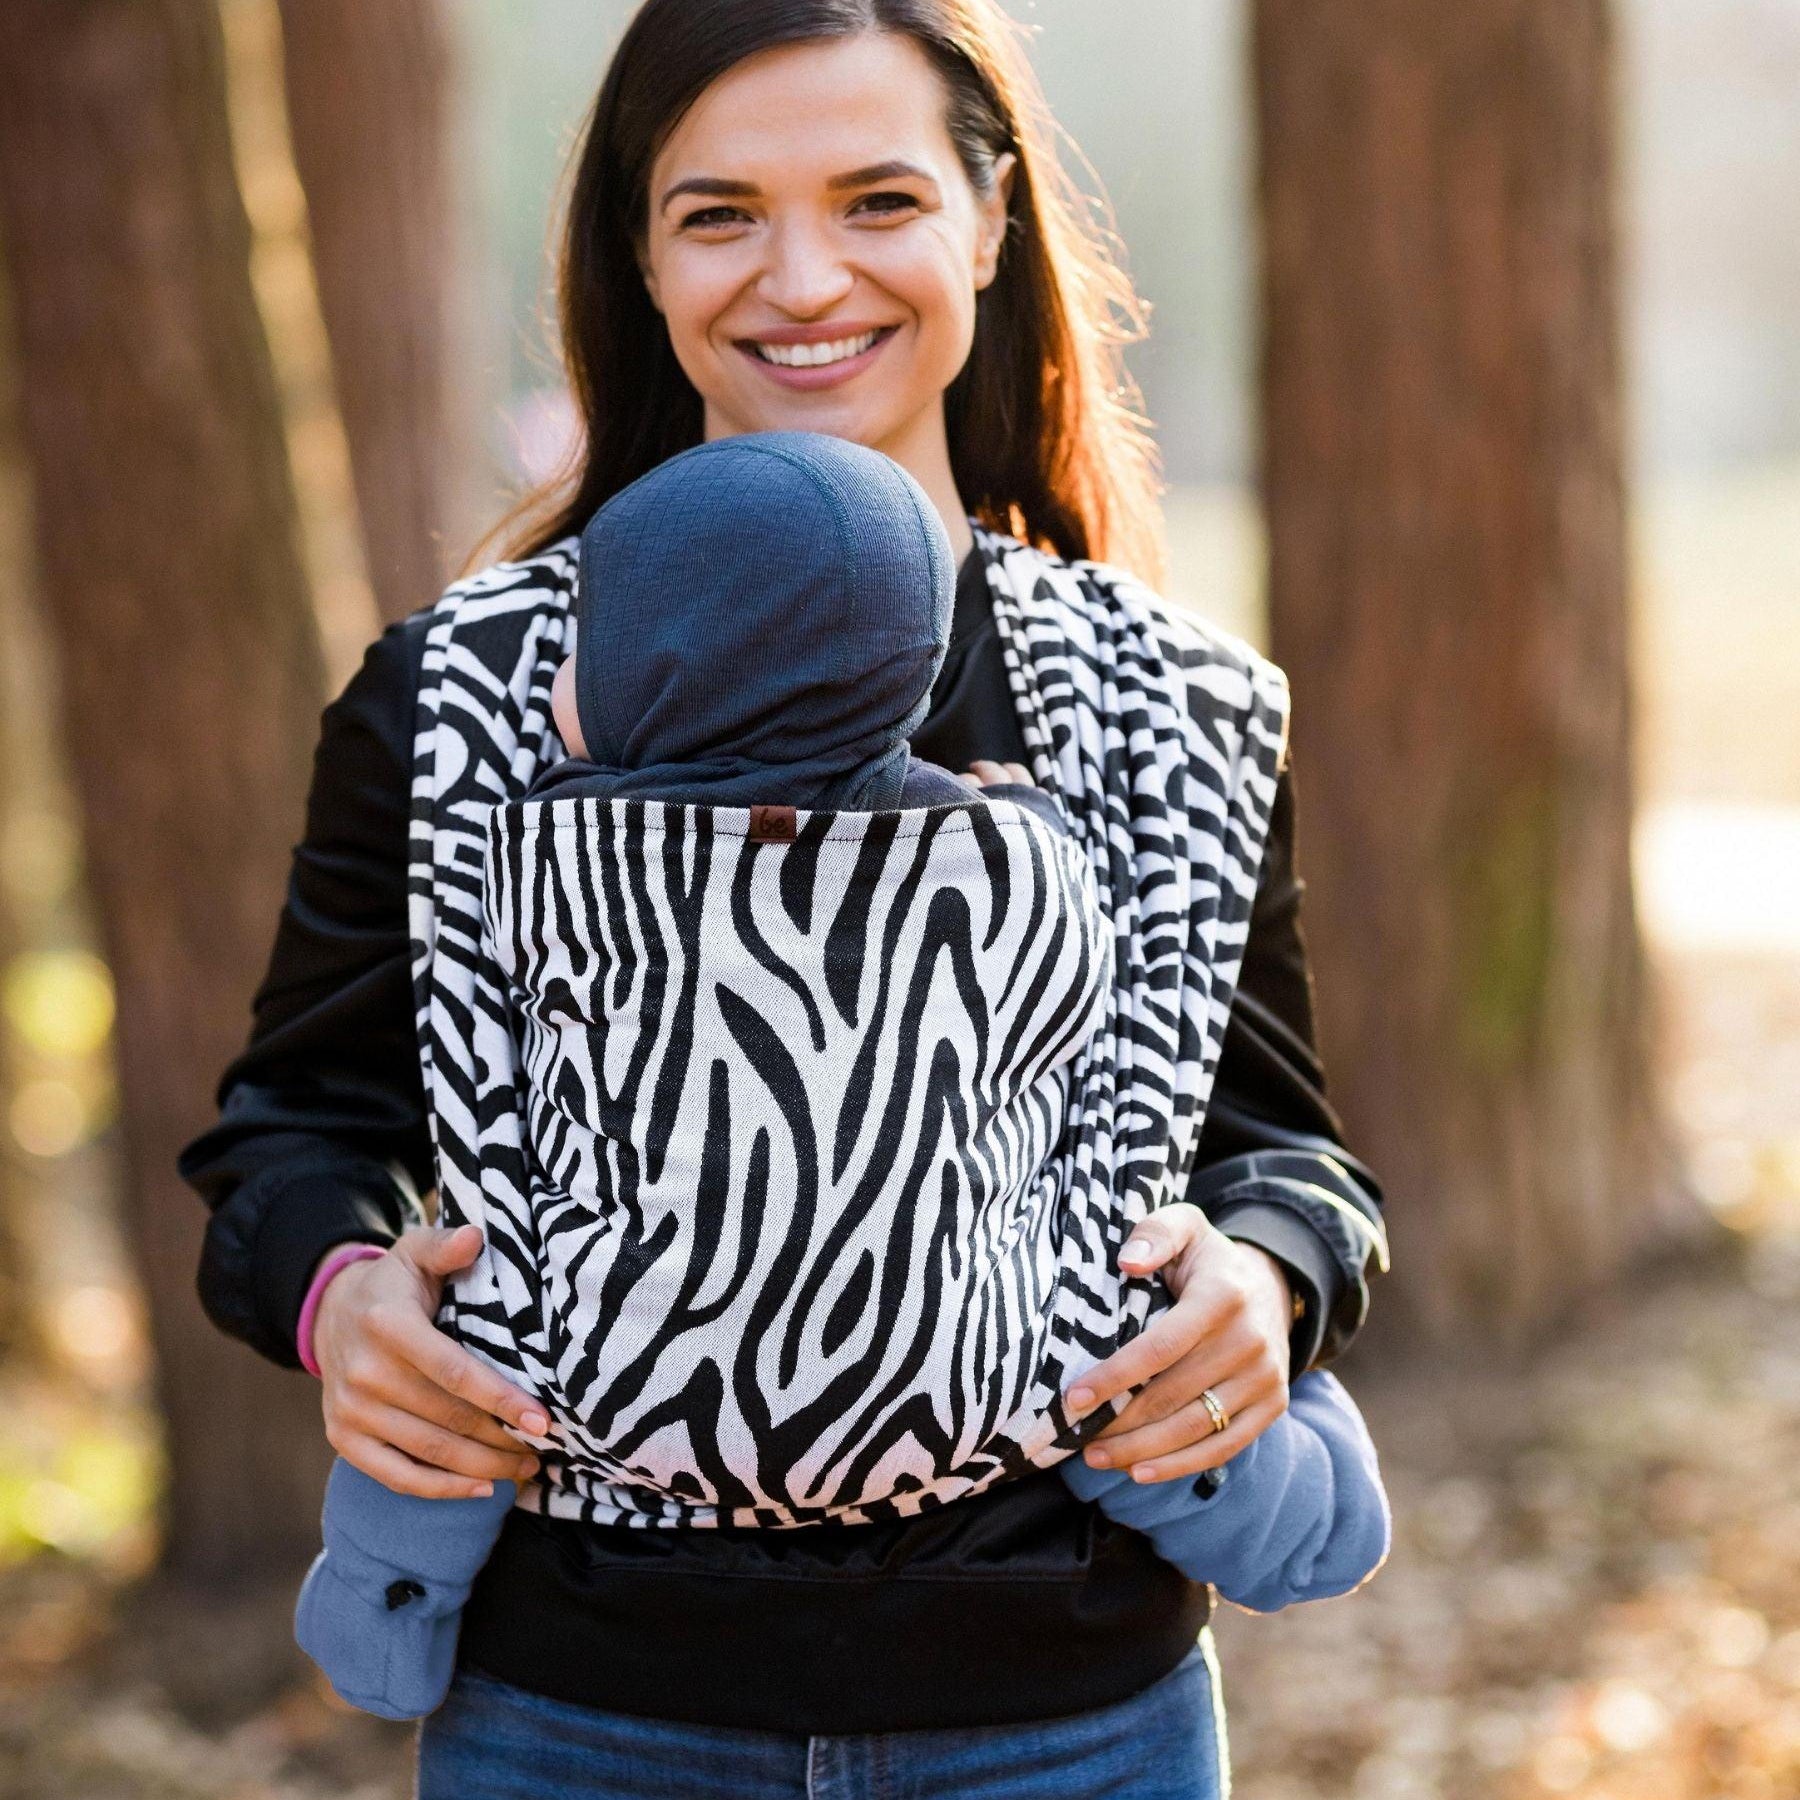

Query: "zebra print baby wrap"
<box><xmin>409</xmin><ymin>524</ymin><xmax>1291</xmax><ymax>1529</ymax></box>
<box><xmin>478</xmin><ymin>795</ymin><xmax>1109</xmax><ymax>1525</ymax></box>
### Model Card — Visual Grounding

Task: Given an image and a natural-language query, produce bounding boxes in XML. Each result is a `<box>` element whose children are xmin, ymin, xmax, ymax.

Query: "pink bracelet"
<box><xmin>297</xmin><ymin>1243</ymin><xmax>388</xmax><ymax>1377</ymax></box>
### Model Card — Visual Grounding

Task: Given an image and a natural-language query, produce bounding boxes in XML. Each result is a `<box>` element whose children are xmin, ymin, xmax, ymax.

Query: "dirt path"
<box><xmin>1217</xmin><ymin>1237</ymin><xmax>1800</xmax><ymax>1800</ymax></box>
<box><xmin>1217</xmin><ymin>942</ymin><xmax>1800</xmax><ymax>1800</ymax></box>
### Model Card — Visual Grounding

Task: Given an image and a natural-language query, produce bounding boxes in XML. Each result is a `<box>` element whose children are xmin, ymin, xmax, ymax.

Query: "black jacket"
<box><xmin>179</xmin><ymin>544</ymin><xmax>1386</xmax><ymax>1732</ymax></box>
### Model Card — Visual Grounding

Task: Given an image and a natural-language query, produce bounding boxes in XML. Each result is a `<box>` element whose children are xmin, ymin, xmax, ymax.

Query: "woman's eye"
<box><xmin>852</xmin><ymin>191</ymin><xmax>920</xmax><ymax>218</ymax></box>
<box><xmin>680</xmin><ymin>206</ymin><xmax>749</xmax><ymax>231</ymax></box>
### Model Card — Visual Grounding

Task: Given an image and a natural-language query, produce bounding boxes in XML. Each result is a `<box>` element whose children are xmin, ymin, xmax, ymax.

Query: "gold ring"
<box><xmin>1199</xmin><ymin>1388</ymin><xmax>1230</xmax><ymax>1435</ymax></box>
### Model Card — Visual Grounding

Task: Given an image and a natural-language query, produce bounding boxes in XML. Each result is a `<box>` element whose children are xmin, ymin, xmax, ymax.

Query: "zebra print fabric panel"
<box><xmin>409</xmin><ymin>525</ymin><xmax>1290</xmax><ymax>1529</ymax></box>
<box><xmin>455</xmin><ymin>796</ymin><xmax>1109</xmax><ymax>1526</ymax></box>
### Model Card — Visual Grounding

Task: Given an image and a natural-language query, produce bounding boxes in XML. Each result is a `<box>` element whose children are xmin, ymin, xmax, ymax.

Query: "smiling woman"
<box><xmin>485</xmin><ymin>0</ymin><xmax>1166</xmax><ymax>584</ymax></box>
<box><xmin>634</xmin><ymin>33</ymin><xmax>1012</xmax><ymax>529</ymax></box>
<box><xmin>180</xmin><ymin>1</ymin><xmax>1390</xmax><ymax>1794</ymax></box>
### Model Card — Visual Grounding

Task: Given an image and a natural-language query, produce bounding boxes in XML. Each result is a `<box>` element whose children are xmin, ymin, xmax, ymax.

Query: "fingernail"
<box><xmin>474</xmin><ymin>1482</ymin><xmax>494</xmax><ymax>1498</ymax></box>
<box><xmin>1122</xmin><ymin>1239</ymin><xmax>1152</xmax><ymax>1261</ymax></box>
<box><xmin>522</xmin><ymin>1409</ymin><xmax>549</xmax><ymax>1434</ymax></box>
<box><xmin>1067</xmin><ymin>1386</ymin><xmax>1096</xmax><ymax>1413</ymax></box>
<box><xmin>1085</xmin><ymin>1447</ymin><xmax>1110</xmax><ymax>1468</ymax></box>
<box><xmin>1131</xmin><ymin>1464</ymin><xmax>1157</xmax><ymax>1483</ymax></box>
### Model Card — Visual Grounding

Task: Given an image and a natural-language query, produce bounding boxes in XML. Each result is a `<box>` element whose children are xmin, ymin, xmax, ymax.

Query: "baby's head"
<box><xmin>555</xmin><ymin>433</ymin><xmax>955</xmax><ymax>797</ymax></box>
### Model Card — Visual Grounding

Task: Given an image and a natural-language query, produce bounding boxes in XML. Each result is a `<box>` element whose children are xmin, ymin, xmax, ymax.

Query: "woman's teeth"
<box><xmin>752</xmin><ymin>330</ymin><xmax>882</xmax><ymax>368</ymax></box>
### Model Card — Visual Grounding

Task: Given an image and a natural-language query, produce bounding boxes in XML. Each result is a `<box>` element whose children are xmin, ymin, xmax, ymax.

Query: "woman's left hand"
<box><xmin>1065</xmin><ymin>1203</ymin><xmax>1293</xmax><ymax>1482</ymax></box>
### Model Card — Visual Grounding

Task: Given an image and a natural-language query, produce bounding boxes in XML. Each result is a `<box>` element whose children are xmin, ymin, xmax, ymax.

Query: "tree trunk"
<box><xmin>0</xmin><ymin>0</ymin><xmax>332</xmax><ymax>1580</ymax></box>
<box><xmin>0</xmin><ymin>411</ymin><xmax>42</xmax><ymax>1371</ymax></box>
<box><xmin>1252</xmin><ymin>0</ymin><xmax>1697</xmax><ymax>1347</ymax></box>
<box><xmin>276</xmin><ymin>0</ymin><xmax>479</xmax><ymax>622</ymax></box>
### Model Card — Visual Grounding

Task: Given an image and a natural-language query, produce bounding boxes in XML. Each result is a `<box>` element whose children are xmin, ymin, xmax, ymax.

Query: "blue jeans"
<box><xmin>416</xmin><ymin>1636</ymin><xmax>1229</xmax><ymax>1799</ymax></box>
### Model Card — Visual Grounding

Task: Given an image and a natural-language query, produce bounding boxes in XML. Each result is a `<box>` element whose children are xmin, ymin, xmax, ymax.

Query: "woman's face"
<box><xmin>639</xmin><ymin>32</ymin><xmax>1014</xmax><ymax>470</ymax></box>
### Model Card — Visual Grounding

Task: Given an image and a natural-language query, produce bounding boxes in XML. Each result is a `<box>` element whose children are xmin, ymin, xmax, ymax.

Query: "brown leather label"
<box><xmin>748</xmin><ymin>804</ymin><xmax>798</xmax><ymax>843</ymax></box>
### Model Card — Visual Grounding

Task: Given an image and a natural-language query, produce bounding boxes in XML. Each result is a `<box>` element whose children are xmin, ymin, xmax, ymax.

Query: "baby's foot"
<box><xmin>295</xmin><ymin>1458</ymin><xmax>516</xmax><ymax>1720</ymax></box>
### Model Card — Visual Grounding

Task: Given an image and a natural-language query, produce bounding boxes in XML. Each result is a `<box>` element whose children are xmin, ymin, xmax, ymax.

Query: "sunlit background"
<box><xmin>0</xmin><ymin>2</ymin><xmax>1796</xmax><ymax>1795</ymax></box>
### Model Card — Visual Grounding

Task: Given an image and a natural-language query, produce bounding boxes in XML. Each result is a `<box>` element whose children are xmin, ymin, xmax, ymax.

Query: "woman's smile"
<box><xmin>737</xmin><ymin>322</ymin><xmax>902</xmax><ymax>388</ymax></box>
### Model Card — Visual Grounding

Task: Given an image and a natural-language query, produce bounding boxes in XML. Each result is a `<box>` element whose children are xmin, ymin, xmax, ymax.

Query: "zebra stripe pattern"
<box><xmin>456</xmin><ymin>796</ymin><xmax>1109</xmax><ymax>1526</ymax></box>
<box><xmin>409</xmin><ymin>525</ymin><xmax>1290</xmax><ymax>1529</ymax></box>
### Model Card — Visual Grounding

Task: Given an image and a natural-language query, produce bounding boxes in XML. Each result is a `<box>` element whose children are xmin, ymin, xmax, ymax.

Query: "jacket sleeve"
<box><xmin>1189</xmin><ymin>755</ymin><xmax>1389</xmax><ymax>1371</ymax></box>
<box><xmin>1060</xmin><ymin>1369</ymin><xmax>1391</xmax><ymax>1610</ymax></box>
<box><xmin>179</xmin><ymin>614</ymin><xmax>438</xmax><ymax>1368</ymax></box>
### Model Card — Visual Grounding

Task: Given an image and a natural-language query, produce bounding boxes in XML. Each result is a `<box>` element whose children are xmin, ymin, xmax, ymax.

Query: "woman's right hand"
<box><xmin>313</xmin><ymin>1223</ymin><xmax>550</xmax><ymax>1498</ymax></box>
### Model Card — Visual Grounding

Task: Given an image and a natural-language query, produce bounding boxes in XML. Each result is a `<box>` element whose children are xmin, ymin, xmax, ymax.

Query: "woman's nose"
<box><xmin>755</xmin><ymin>219</ymin><xmax>856</xmax><ymax>317</ymax></box>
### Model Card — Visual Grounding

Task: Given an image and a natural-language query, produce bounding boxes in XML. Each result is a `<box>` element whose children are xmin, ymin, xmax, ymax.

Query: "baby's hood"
<box><xmin>570</xmin><ymin>432</ymin><xmax>955</xmax><ymax>807</ymax></box>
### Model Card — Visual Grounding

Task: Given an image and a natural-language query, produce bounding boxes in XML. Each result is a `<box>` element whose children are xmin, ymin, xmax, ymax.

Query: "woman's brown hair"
<box><xmin>483</xmin><ymin>0</ymin><xmax>1166</xmax><ymax>585</ymax></box>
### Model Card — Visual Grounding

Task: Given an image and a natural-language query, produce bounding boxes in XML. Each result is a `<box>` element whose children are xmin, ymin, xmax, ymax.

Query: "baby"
<box><xmin>297</xmin><ymin>432</ymin><xmax>1389</xmax><ymax>1718</ymax></box>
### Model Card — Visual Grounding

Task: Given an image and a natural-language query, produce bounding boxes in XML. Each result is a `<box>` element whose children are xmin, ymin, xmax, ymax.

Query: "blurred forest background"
<box><xmin>0</xmin><ymin>1</ymin><xmax>1796</xmax><ymax>1795</ymax></box>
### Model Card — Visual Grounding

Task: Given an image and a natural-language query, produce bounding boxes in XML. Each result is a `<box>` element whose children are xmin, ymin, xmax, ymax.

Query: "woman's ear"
<box><xmin>973</xmin><ymin>151</ymin><xmax>1017</xmax><ymax>292</ymax></box>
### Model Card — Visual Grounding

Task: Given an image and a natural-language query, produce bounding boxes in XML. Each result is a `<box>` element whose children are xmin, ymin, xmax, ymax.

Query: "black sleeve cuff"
<box><xmin>197</xmin><ymin>1159</ymin><xmax>419</xmax><ymax>1368</ymax></box>
<box><xmin>1211</xmin><ymin>1200</ymin><xmax>1336</xmax><ymax>1372</ymax></box>
<box><xmin>257</xmin><ymin>1170</ymin><xmax>414</xmax><ymax>1364</ymax></box>
<box><xmin>1184</xmin><ymin>1145</ymin><xmax>1388</xmax><ymax>1368</ymax></box>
